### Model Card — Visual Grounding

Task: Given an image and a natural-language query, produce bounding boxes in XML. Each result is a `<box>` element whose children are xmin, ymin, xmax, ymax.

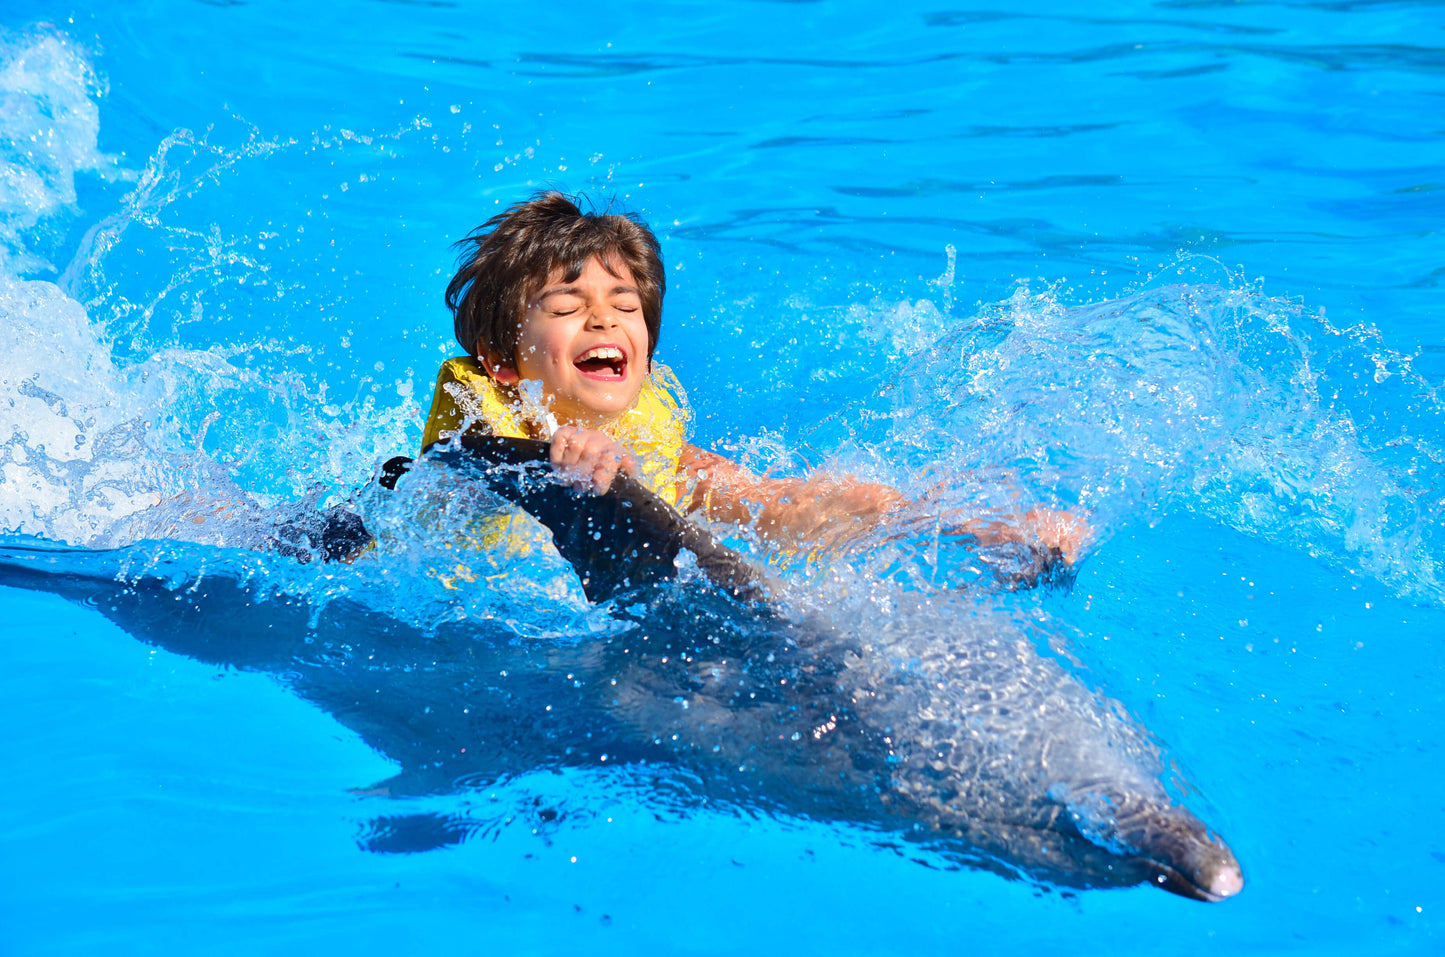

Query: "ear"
<box><xmin>480</xmin><ymin>353</ymin><xmax>520</xmax><ymax>385</ymax></box>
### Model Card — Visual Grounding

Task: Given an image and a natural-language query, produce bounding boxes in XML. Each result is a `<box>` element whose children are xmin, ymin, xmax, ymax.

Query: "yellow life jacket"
<box><xmin>421</xmin><ymin>355</ymin><xmax>691</xmax><ymax>507</ymax></box>
<box><xmin>406</xmin><ymin>356</ymin><xmax>690</xmax><ymax>595</ymax></box>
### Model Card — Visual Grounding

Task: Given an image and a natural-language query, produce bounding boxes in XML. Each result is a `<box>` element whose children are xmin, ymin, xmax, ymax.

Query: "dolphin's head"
<box><xmin>1053</xmin><ymin>786</ymin><xmax>1244</xmax><ymax>901</ymax></box>
<box><xmin>1120</xmin><ymin>801</ymin><xmax>1244</xmax><ymax>902</ymax></box>
<box><xmin>1139</xmin><ymin>826</ymin><xmax>1244</xmax><ymax>902</ymax></box>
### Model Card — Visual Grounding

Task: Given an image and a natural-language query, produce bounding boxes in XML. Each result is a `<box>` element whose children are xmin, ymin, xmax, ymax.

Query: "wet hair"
<box><xmin>445</xmin><ymin>191</ymin><xmax>666</xmax><ymax>367</ymax></box>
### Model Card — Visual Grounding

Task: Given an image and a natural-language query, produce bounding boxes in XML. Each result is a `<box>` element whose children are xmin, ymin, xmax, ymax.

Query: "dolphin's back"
<box><xmin>0</xmin><ymin>438</ymin><xmax>1242</xmax><ymax>901</ymax></box>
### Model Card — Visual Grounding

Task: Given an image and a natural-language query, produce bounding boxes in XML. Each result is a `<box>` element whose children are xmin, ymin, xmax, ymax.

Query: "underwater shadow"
<box><xmin>0</xmin><ymin>439</ymin><xmax>1243</xmax><ymax>903</ymax></box>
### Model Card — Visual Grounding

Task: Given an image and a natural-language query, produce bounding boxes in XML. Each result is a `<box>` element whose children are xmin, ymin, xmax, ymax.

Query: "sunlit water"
<box><xmin>1</xmin><ymin>3</ymin><xmax>1443</xmax><ymax>954</ymax></box>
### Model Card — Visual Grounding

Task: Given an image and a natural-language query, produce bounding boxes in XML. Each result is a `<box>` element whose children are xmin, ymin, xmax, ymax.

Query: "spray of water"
<box><xmin>0</xmin><ymin>28</ymin><xmax>131</xmax><ymax>277</ymax></box>
<box><xmin>1</xmin><ymin>28</ymin><xmax>1440</xmax><ymax>631</ymax></box>
<box><xmin>1</xmin><ymin>29</ymin><xmax>1421</xmax><ymax>888</ymax></box>
<box><xmin>821</xmin><ymin>271</ymin><xmax>1444</xmax><ymax>604</ymax></box>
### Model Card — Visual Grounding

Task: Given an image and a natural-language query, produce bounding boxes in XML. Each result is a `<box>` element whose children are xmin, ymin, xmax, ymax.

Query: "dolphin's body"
<box><xmin>0</xmin><ymin>440</ymin><xmax>1243</xmax><ymax>902</ymax></box>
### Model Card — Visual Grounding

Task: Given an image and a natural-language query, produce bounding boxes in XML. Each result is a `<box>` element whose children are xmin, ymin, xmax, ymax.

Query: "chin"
<box><xmin>560</xmin><ymin>402</ymin><xmax>630</xmax><ymax>428</ymax></box>
<box><xmin>579</xmin><ymin>390</ymin><xmax>640</xmax><ymax>417</ymax></box>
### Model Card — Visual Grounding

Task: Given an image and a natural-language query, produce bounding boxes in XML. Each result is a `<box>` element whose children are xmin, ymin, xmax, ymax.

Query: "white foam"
<box><xmin>845</xmin><ymin>275</ymin><xmax>1445</xmax><ymax>604</ymax></box>
<box><xmin>0</xmin><ymin>31</ymin><xmax>130</xmax><ymax>276</ymax></box>
<box><xmin>0</xmin><ymin>275</ymin><xmax>161</xmax><ymax>542</ymax></box>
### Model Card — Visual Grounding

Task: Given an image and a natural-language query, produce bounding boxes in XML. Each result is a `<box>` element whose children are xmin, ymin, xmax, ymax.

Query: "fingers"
<box><xmin>1023</xmin><ymin>508</ymin><xmax>1093</xmax><ymax>565</ymax></box>
<box><xmin>549</xmin><ymin>426</ymin><xmax>636</xmax><ymax>495</ymax></box>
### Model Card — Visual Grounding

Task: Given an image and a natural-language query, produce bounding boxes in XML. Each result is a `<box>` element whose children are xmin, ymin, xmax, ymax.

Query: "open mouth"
<box><xmin>573</xmin><ymin>345</ymin><xmax>628</xmax><ymax>380</ymax></box>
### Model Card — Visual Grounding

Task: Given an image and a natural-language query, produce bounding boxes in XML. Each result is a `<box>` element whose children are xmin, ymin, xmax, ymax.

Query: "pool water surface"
<box><xmin>1</xmin><ymin>2</ymin><xmax>1443</xmax><ymax>954</ymax></box>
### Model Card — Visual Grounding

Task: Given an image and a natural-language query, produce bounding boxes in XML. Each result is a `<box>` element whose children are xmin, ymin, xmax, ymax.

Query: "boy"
<box><xmin>422</xmin><ymin>191</ymin><xmax>1088</xmax><ymax>563</ymax></box>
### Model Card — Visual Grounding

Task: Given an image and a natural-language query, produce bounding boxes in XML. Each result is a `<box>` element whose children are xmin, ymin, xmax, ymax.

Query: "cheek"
<box><xmin>517</xmin><ymin>336</ymin><xmax>576</xmax><ymax>384</ymax></box>
<box><xmin>625</xmin><ymin>316</ymin><xmax>650</xmax><ymax>354</ymax></box>
<box><xmin>539</xmin><ymin>334</ymin><xmax>574</xmax><ymax>365</ymax></box>
<box><xmin>514</xmin><ymin>322</ymin><xmax>565</xmax><ymax>368</ymax></box>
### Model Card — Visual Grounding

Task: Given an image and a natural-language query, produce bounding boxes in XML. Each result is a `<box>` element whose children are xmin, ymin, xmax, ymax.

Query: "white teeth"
<box><xmin>578</xmin><ymin>346</ymin><xmax>624</xmax><ymax>362</ymax></box>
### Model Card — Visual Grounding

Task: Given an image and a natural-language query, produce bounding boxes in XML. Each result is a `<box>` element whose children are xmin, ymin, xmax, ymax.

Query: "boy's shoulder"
<box><xmin>423</xmin><ymin>355</ymin><xmax>526</xmax><ymax>448</ymax></box>
<box><xmin>434</xmin><ymin>355</ymin><xmax>487</xmax><ymax>387</ymax></box>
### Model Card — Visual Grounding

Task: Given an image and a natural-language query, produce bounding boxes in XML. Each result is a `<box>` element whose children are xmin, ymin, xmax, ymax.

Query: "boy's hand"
<box><xmin>549</xmin><ymin>426</ymin><xmax>637</xmax><ymax>495</ymax></box>
<box><xmin>931</xmin><ymin>506</ymin><xmax>1093</xmax><ymax>566</ymax></box>
<box><xmin>1018</xmin><ymin>507</ymin><xmax>1093</xmax><ymax>565</ymax></box>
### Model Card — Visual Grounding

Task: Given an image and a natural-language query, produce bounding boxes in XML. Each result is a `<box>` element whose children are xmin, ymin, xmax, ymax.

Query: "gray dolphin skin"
<box><xmin>0</xmin><ymin>441</ymin><xmax>1244</xmax><ymax>903</ymax></box>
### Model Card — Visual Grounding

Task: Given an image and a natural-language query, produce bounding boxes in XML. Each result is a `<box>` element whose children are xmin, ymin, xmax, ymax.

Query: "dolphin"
<box><xmin>0</xmin><ymin>437</ymin><xmax>1243</xmax><ymax>902</ymax></box>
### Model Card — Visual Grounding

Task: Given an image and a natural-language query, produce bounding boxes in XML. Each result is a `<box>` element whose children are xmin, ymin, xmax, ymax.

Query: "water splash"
<box><xmin>0</xmin><ymin>28</ymin><xmax>131</xmax><ymax>277</ymax></box>
<box><xmin>0</xmin><ymin>30</ymin><xmax>430</xmax><ymax>544</ymax></box>
<box><xmin>824</xmin><ymin>270</ymin><xmax>1445</xmax><ymax>604</ymax></box>
<box><xmin>57</xmin><ymin>121</ymin><xmax>293</xmax><ymax>358</ymax></box>
<box><xmin>2</xmin><ymin>29</ymin><xmax>1440</xmax><ymax>626</ymax></box>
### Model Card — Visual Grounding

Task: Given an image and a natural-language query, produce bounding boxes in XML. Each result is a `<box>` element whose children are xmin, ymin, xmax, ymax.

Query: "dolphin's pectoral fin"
<box><xmin>356</xmin><ymin>799</ymin><xmax>571</xmax><ymax>854</ymax></box>
<box><xmin>357</xmin><ymin>813</ymin><xmax>484</xmax><ymax>854</ymax></box>
<box><xmin>350</xmin><ymin>765</ymin><xmax>514</xmax><ymax>801</ymax></box>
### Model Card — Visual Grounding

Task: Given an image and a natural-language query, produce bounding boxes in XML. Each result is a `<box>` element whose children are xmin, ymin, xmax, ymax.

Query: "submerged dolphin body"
<box><xmin>0</xmin><ymin>441</ymin><xmax>1243</xmax><ymax>902</ymax></box>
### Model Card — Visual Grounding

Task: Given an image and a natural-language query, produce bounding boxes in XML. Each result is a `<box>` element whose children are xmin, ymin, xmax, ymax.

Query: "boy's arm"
<box><xmin>680</xmin><ymin>444</ymin><xmax>904</xmax><ymax>550</ymax></box>
<box><xmin>678</xmin><ymin>444</ymin><xmax>1090</xmax><ymax>561</ymax></box>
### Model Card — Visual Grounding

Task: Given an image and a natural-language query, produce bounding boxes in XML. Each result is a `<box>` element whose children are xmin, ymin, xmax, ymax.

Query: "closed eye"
<box><xmin>544</xmin><ymin>296</ymin><xmax>585</xmax><ymax>315</ymax></box>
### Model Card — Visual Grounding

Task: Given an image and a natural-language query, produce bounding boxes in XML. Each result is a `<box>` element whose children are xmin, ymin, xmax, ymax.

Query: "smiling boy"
<box><xmin>423</xmin><ymin>191</ymin><xmax>1087</xmax><ymax>561</ymax></box>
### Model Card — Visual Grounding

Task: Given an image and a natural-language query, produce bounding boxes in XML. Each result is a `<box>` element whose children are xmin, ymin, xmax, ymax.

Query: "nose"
<box><xmin>585</xmin><ymin>307</ymin><xmax>618</xmax><ymax>329</ymax></box>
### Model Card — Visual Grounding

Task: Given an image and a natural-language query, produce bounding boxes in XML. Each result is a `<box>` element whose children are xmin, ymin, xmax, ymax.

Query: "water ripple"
<box><xmin>752</xmin><ymin>135</ymin><xmax>895</xmax><ymax>149</ymax></box>
<box><xmin>404</xmin><ymin>40</ymin><xmax>1445</xmax><ymax>81</ymax></box>
<box><xmin>834</xmin><ymin>175</ymin><xmax>1127</xmax><ymax>199</ymax></box>
<box><xmin>922</xmin><ymin>10</ymin><xmax>1285</xmax><ymax>36</ymax></box>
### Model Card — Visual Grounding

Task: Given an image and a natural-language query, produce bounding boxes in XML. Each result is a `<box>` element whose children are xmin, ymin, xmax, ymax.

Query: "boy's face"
<box><xmin>487</xmin><ymin>255</ymin><xmax>650</xmax><ymax>428</ymax></box>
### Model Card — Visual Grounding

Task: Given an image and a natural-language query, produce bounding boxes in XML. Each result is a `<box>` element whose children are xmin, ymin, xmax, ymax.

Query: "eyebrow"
<box><xmin>537</xmin><ymin>283</ymin><xmax>640</xmax><ymax>301</ymax></box>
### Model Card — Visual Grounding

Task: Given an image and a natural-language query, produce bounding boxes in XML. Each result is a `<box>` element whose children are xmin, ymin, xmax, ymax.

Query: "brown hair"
<box><xmin>445</xmin><ymin>191</ymin><xmax>666</xmax><ymax>367</ymax></box>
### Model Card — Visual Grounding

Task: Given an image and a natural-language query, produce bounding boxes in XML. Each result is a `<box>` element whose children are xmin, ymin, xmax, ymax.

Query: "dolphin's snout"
<box><xmin>1149</xmin><ymin>851</ymin><xmax>1244</xmax><ymax>902</ymax></box>
<box><xmin>1084</xmin><ymin>796</ymin><xmax>1245</xmax><ymax>902</ymax></box>
<box><xmin>1205</xmin><ymin>859</ymin><xmax>1244</xmax><ymax>901</ymax></box>
<box><xmin>1145</xmin><ymin>827</ymin><xmax>1244</xmax><ymax>902</ymax></box>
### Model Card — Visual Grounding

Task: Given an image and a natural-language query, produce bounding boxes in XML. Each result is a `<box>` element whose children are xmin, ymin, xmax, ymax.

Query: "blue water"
<box><xmin>1</xmin><ymin>1</ymin><xmax>1443</xmax><ymax>953</ymax></box>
